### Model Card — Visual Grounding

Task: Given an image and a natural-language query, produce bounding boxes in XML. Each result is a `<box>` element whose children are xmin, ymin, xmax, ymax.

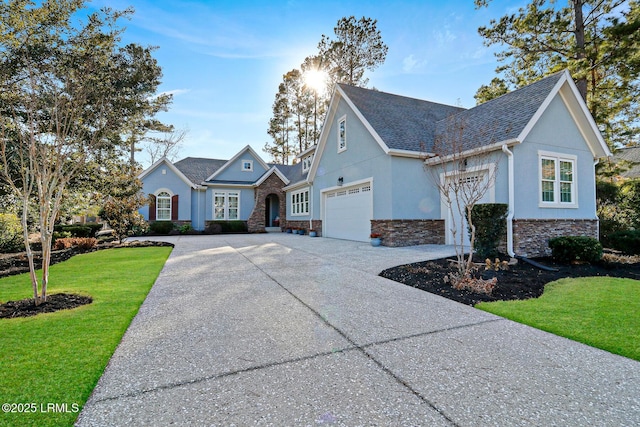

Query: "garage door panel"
<box><xmin>323</xmin><ymin>183</ymin><xmax>372</xmax><ymax>242</ymax></box>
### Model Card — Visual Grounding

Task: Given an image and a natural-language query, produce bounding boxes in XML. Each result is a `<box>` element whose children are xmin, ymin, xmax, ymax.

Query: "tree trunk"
<box><xmin>572</xmin><ymin>0</ymin><xmax>588</xmax><ymax>101</ymax></box>
<box><xmin>21</xmin><ymin>194</ymin><xmax>40</xmax><ymax>305</ymax></box>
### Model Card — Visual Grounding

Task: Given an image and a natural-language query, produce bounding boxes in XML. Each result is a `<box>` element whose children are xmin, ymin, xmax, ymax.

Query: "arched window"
<box><xmin>156</xmin><ymin>191</ymin><xmax>171</xmax><ymax>220</ymax></box>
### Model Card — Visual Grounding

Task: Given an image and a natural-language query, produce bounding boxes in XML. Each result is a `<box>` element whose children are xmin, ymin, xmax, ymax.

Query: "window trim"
<box><xmin>337</xmin><ymin>115</ymin><xmax>347</xmax><ymax>153</ymax></box>
<box><xmin>155</xmin><ymin>190</ymin><xmax>172</xmax><ymax>221</ymax></box>
<box><xmin>290</xmin><ymin>188</ymin><xmax>310</xmax><ymax>216</ymax></box>
<box><xmin>213</xmin><ymin>191</ymin><xmax>241</xmax><ymax>220</ymax></box>
<box><xmin>241</xmin><ymin>160</ymin><xmax>253</xmax><ymax>172</ymax></box>
<box><xmin>538</xmin><ymin>151</ymin><xmax>578</xmax><ymax>208</ymax></box>
<box><xmin>302</xmin><ymin>154</ymin><xmax>313</xmax><ymax>173</ymax></box>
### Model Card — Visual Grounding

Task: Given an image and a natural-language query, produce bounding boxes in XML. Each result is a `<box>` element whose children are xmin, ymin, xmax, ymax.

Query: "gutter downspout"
<box><xmin>502</xmin><ymin>144</ymin><xmax>515</xmax><ymax>257</ymax></box>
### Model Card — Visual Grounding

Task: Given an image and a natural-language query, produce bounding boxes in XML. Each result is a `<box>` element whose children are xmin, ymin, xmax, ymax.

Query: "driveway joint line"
<box><xmin>236</xmin><ymin>245</ymin><xmax>461</xmax><ymax>427</ymax></box>
<box><xmin>90</xmin><ymin>346</ymin><xmax>362</xmax><ymax>405</ymax></box>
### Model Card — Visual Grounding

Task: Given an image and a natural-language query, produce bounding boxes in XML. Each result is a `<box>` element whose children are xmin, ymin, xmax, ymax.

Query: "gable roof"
<box><xmin>255</xmin><ymin>166</ymin><xmax>290</xmax><ymax>187</ymax></box>
<box><xmin>434</xmin><ymin>71</ymin><xmax>566</xmax><ymax>153</ymax></box>
<box><xmin>338</xmin><ymin>70</ymin><xmax>610</xmax><ymax>160</ymax></box>
<box><xmin>173</xmin><ymin>157</ymin><xmax>227</xmax><ymax>184</ymax></box>
<box><xmin>138</xmin><ymin>157</ymin><xmax>200</xmax><ymax>189</ymax></box>
<box><xmin>205</xmin><ymin>145</ymin><xmax>270</xmax><ymax>182</ymax></box>
<box><xmin>338</xmin><ymin>84</ymin><xmax>464</xmax><ymax>153</ymax></box>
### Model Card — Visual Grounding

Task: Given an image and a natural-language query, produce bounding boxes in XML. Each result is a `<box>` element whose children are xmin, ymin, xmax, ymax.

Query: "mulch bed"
<box><xmin>0</xmin><ymin>240</ymin><xmax>174</xmax><ymax>319</ymax></box>
<box><xmin>380</xmin><ymin>256</ymin><xmax>640</xmax><ymax>306</ymax></box>
<box><xmin>0</xmin><ymin>293</ymin><xmax>93</xmax><ymax>319</ymax></box>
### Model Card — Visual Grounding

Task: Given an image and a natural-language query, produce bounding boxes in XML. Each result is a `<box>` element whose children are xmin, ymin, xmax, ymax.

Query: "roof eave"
<box><xmin>424</xmin><ymin>139</ymin><xmax>520</xmax><ymax>165</ymax></box>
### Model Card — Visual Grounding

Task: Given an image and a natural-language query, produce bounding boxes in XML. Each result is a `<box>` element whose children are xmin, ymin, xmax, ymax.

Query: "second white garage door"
<box><xmin>323</xmin><ymin>182</ymin><xmax>373</xmax><ymax>242</ymax></box>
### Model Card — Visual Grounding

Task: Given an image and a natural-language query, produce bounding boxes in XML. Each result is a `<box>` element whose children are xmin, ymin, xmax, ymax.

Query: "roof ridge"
<box><xmin>338</xmin><ymin>83</ymin><xmax>464</xmax><ymax>110</ymax></box>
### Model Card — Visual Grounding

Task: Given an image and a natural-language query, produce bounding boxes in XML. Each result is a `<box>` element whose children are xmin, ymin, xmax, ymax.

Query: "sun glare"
<box><xmin>304</xmin><ymin>69</ymin><xmax>327</xmax><ymax>94</ymax></box>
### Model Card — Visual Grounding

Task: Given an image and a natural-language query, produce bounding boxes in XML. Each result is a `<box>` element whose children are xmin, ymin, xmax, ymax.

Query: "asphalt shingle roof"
<box><xmin>338</xmin><ymin>84</ymin><xmax>464</xmax><ymax>152</ymax></box>
<box><xmin>613</xmin><ymin>146</ymin><xmax>640</xmax><ymax>178</ymax></box>
<box><xmin>435</xmin><ymin>71</ymin><xmax>565</xmax><ymax>153</ymax></box>
<box><xmin>173</xmin><ymin>157</ymin><xmax>228</xmax><ymax>185</ymax></box>
<box><xmin>273</xmin><ymin>163</ymin><xmax>305</xmax><ymax>185</ymax></box>
<box><xmin>339</xmin><ymin>71</ymin><xmax>565</xmax><ymax>155</ymax></box>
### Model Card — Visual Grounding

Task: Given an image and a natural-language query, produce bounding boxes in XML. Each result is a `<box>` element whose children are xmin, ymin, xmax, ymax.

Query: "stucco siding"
<box><xmin>312</xmin><ymin>100</ymin><xmax>392</xmax><ymax>219</ymax></box>
<box><xmin>191</xmin><ymin>189</ymin><xmax>206</xmax><ymax>230</ymax></box>
<box><xmin>141</xmin><ymin>164</ymin><xmax>192</xmax><ymax>221</ymax></box>
<box><xmin>390</xmin><ymin>156</ymin><xmax>440</xmax><ymax>219</ymax></box>
<box><xmin>213</xmin><ymin>151</ymin><xmax>268</xmax><ymax>183</ymax></box>
<box><xmin>513</xmin><ymin>95</ymin><xmax>597</xmax><ymax>220</ymax></box>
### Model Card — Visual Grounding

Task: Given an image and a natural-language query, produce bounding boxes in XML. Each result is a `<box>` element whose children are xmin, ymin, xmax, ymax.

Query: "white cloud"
<box><xmin>402</xmin><ymin>54</ymin><xmax>426</xmax><ymax>73</ymax></box>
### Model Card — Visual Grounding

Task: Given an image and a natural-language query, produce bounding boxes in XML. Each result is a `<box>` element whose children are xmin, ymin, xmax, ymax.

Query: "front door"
<box><xmin>265</xmin><ymin>194</ymin><xmax>280</xmax><ymax>227</ymax></box>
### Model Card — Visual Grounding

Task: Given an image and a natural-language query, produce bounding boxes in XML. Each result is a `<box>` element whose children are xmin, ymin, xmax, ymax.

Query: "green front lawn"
<box><xmin>0</xmin><ymin>247</ymin><xmax>171</xmax><ymax>427</ymax></box>
<box><xmin>477</xmin><ymin>277</ymin><xmax>640</xmax><ymax>361</ymax></box>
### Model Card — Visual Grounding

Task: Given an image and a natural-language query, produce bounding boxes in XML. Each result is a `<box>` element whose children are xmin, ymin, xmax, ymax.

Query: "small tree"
<box><xmin>0</xmin><ymin>1</ymin><xmax>170</xmax><ymax>305</ymax></box>
<box><xmin>100</xmin><ymin>195</ymin><xmax>148</xmax><ymax>244</ymax></box>
<box><xmin>425</xmin><ymin>115</ymin><xmax>500</xmax><ymax>287</ymax></box>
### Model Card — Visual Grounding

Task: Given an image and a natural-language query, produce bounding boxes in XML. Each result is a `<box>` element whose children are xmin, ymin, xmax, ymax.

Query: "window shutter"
<box><xmin>149</xmin><ymin>194</ymin><xmax>156</xmax><ymax>221</ymax></box>
<box><xmin>171</xmin><ymin>195</ymin><xmax>179</xmax><ymax>221</ymax></box>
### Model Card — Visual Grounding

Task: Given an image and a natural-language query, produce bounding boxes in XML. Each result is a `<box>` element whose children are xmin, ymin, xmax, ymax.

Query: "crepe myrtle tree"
<box><xmin>424</xmin><ymin>115</ymin><xmax>500</xmax><ymax>290</ymax></box>
<box><xmin>0</xmin><ymin>0</ymin><xmax>171</xmax><ymax>305</ymax></box>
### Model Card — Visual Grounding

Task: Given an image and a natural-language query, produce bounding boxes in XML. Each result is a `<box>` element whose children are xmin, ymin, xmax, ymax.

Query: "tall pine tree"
<box><xmin>476</xmin><ymin>0</ymin><xmax>640</xmax><ymax>148</ymax></box>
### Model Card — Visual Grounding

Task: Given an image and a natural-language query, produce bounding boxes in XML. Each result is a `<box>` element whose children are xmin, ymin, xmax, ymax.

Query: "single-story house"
<box><xmin>139</xmin><ymin>69</ymin><xmax>611</xmax><ymax>257</ymax></box>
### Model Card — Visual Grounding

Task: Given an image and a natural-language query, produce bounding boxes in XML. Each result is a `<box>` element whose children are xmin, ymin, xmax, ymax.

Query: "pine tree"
<box><xmin>476</xmin><ymin>0</ymin><xmax>640</xmax><ymax>147</ymax></box>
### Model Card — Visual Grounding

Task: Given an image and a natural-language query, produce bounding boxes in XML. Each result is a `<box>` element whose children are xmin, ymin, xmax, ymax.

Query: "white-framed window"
<box><xmin>291</xmin><ymin>188</ymin><xmax>309</xmax><ymax>216</ymax></box>
<box><xmin>214</xmin><ymin>191</ymin><xmax>240</xmax><ymax>220</ymax></box>
<box><xmin>156</xmin><ymin>191</ymin><xmax>171</xmax><ymax>221</ymax></box>
<box><xmin>337</xmin><ymin>115</ymin><xmax>347</xmax><ymax>153</ymax></box>
<box><xmin>539</xmin><ymin>151</ymin><xmax>577</xmax><ymax>208</ymax></box>
<box><xmin>302</xmin><ymin>154</ymin><xmax>313</xmax><ymax>173</ymax></box>
<box><xmin>241</xmin><ymin>160</ymin><xmax>253</xmax><ymax>171</ymax></box>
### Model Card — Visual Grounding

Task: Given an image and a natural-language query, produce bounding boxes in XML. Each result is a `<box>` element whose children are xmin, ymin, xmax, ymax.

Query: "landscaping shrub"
<box><xmin>52</xmin><ymin>231</ymin><xmax>72</xmax><ymax>242</ymax></box>
<box><xmin>204</xmin><ymin>222</ymin><xmax>222</xmax><ymax>234</ymax></box>
<box><xmin>85</xmin><ymin>223</ymin><xmax>104</xmax><ymax>236</ymax></box>
<box><xmin>179</xmin><ymin>224</ymin><xmax>194</xmax><ymax>234</ymax></box>
<box><xmin>469</xmin><ymin>203</ymin><xmax>508</xmax><ymax>258</ymax></box>
<box><xmin>53</xmin><ymin>237</ymin><xmax>98</xmax><ymax>250</ymax></box>
<box><xmin>607</xmin><ymin>229</ymin><xmax>640</xmax><ymax>255</ymax></box>
<box><xmin>149</xmin><ymin>221</ymin><xmax>175</xmax><ymax>235</ymax></box>
<box><xmin>210</xmin><ymin>221</ymin><xmax>247</xmax><ymax>233</ymax></box>
<box><xmin>548</xmin><ymin>236</ymin><xmax>603</xmax><ymax>263</ymax></box>
<box><xmin>53</xmin><ymin>224</ymin><xmax>92</xmax><ymax>238</ymax></box>
<box><xmin>0</xmin><ymin>213</ymin><xmax>23</xmax><ymax>253</ymax></box>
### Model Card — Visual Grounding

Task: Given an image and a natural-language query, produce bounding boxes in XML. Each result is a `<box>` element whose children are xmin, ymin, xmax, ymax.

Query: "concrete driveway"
<box><xmin>77</xmin><ymin>234</ymin><xmax>640</xmax><ymax>426</ymax></box>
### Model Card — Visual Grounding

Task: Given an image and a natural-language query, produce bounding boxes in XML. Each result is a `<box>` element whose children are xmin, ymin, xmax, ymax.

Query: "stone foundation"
<box><xmin>513</xmin><ymin>219</ymin><xmax>598</xmax><ymax>258</ymax></box>
<box><xmin>284</xmin><ymin>219</ymin><xmax>322</xmax><ymax>236</ymax></box>
<box><xmin>371</xmin><ymin>219</ymin><xmax>445</xmax><ymax>247</ymax></box>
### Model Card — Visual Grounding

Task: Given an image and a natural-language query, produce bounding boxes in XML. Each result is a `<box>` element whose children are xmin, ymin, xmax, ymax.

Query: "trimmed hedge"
<box><xmin>548</xmin><ymin>236</ymin><xmax>603</xmax><ymax>263</ymax></box>
<box><xmin>210</xmin><ymin>221</ymin><xmax>247</xmax><ymax>233</ymax></box>
<box><xmin>469</xmin><ymin>203</ymin><xmax>508</xmax><ymax>258</ymax></box>
<box><xmin>149</xmin><ymin>221</ymin><xmax>175</xmax><ymax>235</ymax></box>
<box><xmin>607</xmin><ymin>230</ymin><xmax>640</xmax><ymax>255</ymax></box>
<box><xmin>53</xmin><ymin>223</ymin><xmax>103</xmax><ymax>238</ymax></box>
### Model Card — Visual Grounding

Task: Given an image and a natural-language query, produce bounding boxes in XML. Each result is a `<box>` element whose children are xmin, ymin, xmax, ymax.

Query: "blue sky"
<box><xmin>89</xmin><ymin>0</ymin><xmax>522</xmax><ymax>166</ymax></box>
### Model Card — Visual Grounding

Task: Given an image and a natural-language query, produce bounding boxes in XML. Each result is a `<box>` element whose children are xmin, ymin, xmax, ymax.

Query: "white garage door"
<box><xmin>323</xmin><ymin>182</ymin><xmax>372</xmax><ymax>242</ymax></box>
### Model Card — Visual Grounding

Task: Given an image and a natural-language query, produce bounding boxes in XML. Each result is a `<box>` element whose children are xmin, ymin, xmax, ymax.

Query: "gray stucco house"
<box><xmin>139</xmin><ymin>70</ymin><xmax>611</xmax><ymax>257</ymax></box>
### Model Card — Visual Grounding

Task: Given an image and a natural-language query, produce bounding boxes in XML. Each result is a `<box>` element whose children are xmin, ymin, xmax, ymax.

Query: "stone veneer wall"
<box><xmin>371</xmin><ymin>219</ymin><xmax>445</xmax><ymax>247</ymax></box>
<box><xmin>513</xmin><ymin>219</ymin><xmax>598</xmax><ymax>258</ymax></box>
<box><xmin>246</xmin><ymin>173</ymin><xmax>287</xmax><ymax>233</ymax></box>
<box><xmin>284</xmin><ymin>219</ymin><xmax>322</xmax><ymax>236</ymax></box>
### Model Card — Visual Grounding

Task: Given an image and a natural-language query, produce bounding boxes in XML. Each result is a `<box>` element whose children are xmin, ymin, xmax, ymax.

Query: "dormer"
<box><xmin>296</xmin><ymin>145</ymin><xmax>317</xmax><ymax>175</ymax></box>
